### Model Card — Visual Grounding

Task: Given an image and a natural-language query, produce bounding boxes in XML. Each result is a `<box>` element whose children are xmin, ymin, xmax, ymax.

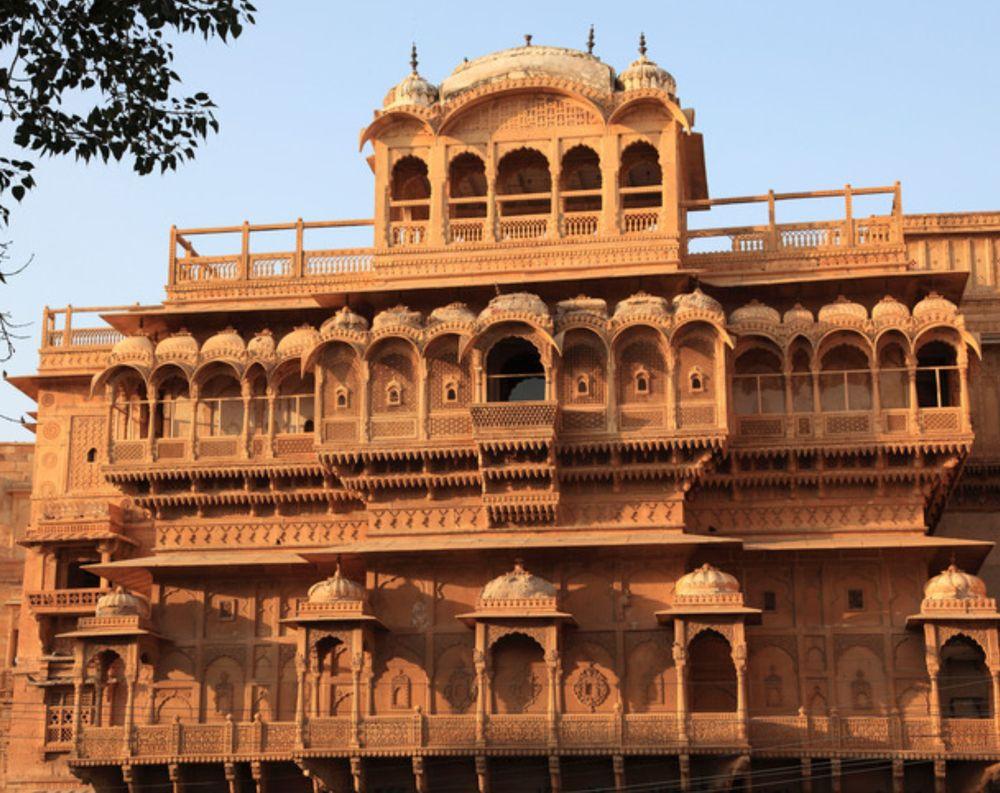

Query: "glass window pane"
<box><xmin>819</xmin><ymin>373</ymin><xmax>846</xmax><ymax>412</ymax></box>
<box><xmin>759</xmin><ymin>374</ymin><xmax>784</xmax><ymax>414</ymax></box>
<box><xmin>846</xmin><ymin>372</ymin><xmax>872</xmax><ymax>411</ymax></box>
<box><xmin>733</xmin><ymin>377</ymin><xmax>758</xmax><ymax>415</ymax></box>
<box><xmin>879</xmin><ymin>370</ymin><xmax>908</xmax><ymax>409</ymax></box>
<box><xmin>916</xmin><ymin>369</ymin><xmax>938</xmax><ymax>407</ymax></box>
<box><xmin>791</xmin><ymin>373</ymin><xmax>814</xmax><ymax>413</ymax></box>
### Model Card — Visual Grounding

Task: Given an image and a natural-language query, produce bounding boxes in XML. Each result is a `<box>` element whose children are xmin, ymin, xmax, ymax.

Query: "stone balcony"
<box><xmin>25</xmin><ymin>588</ymin><xmax>108</xmax><ymax>615</ymax></box>
<box><xmin>72</xmin><ymin>714</ymin><xmax>999</xmax><ymax>764</ymax></box>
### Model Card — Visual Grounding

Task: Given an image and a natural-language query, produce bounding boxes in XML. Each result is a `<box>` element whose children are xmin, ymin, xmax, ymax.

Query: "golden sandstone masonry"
<box><xmin>5</xmin><ymin>36</ymin><xmax>1000</xmax><ymax>792</ymax></box>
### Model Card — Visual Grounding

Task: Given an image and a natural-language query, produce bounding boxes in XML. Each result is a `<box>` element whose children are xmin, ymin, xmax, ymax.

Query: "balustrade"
<box><xmin>470</xmin><ymin>401</ymin><xmax>557</xmax><ymax>439</ymax></box>
<box><xmin>26</xmin><ymin>587</ymin><xmax>108</xmax><ymax>614</ymax></box>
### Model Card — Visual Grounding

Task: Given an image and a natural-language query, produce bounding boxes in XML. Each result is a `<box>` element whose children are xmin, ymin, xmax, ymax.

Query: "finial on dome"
<box><xmin>513</xmin><ymin>558</ymin><xmax>526</xmax><ymax>574</ymax></box>
<box><xmin>410</xmin><ymin>42</ymin><xmax>418</xmax><ymax>73</ymax></box>
<box><xmin>587</xmin><ymin>25</ymin><xmax>595</xmax><ymax>54</ymax></box>
<box><xmin>524</xmin><ymin>34</ymin><xmax>533</xmax><ymax>46</ymax></box>
<box><xmin>638</xmin><ymin>32</ymin><xmax>647</xmax><ymax>57</ymax></box>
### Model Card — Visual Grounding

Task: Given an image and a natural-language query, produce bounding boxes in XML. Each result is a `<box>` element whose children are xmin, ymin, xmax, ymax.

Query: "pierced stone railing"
<box><xmin>470</xmin><ymin>401</ymin><xmax>558</xmax><ymax>440</ymax></box>
<box><xmin>26</xmin><ymin>587</ymin><xmax>108</xmax><ymax>614</ymax></box>
<box><xmin>448</xmin><ymin>219</ymin><xmax>486</xmax><ymax>243</ymax></box>
<box><xmin>498</xmin><ymin>216</ymin><xmax>548</xmax><ymax>240</ymax></box>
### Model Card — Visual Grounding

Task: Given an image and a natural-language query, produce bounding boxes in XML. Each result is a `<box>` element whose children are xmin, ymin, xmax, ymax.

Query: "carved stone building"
<box><xmin>6</xmin><ymin>37</ymin><xmax>1000</xmax><ymax>793</ymax></box>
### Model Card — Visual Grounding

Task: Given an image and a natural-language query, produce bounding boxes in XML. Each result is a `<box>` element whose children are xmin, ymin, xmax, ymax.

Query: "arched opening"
<box><xmin>819</xmin><ymin>343</ymin><xmax>872</xmax><ymax>412</ymax></box>
<box><xmin>245</xmin><ymin>365</ymin><xmax>268</xmax><ymax>436</ymax></box>
<box><xmin>109</xmin><ymin>370</ymin><xmax>149</xmax><ymax>441</ymax></box>
<box><xmin>733</xmin><ymin>346</ymin><xmax>784</xmax><ymax>415</ymax></box>
<box><xmin>916</xmin><ymin>341</ymin><xmax>959</xmax><ymax>408</ymax></box>
<box><xmin>939</xmin><ymin>636</ymin><xmax>991</xmax><ymax>718</ymax></box>
<box><xmin>85</xmin><ymin>447</ymin><xmax>97</xmax><ymax>463</ymax></box>
<box><xmin>878</xmin><ymin>340</ymin><xmax>910</xmax><ymax>410</ymax></box>
<box><xmin>789</xmin><ymin>344</ymin><xmax>814</xmax><ymax>413</ymax></box>
<box><xmin>370</xmin><ymin>340</ymin><xmax>417</xmax><ymax>414</ymax></box>
<box><xmin>560</xmin><ymin>145</ymin><xmax>601</xmax><ymax>228</ymax></box>
<box><xmin>688</xmin><ymin>631</ymin><xmax>737</xmax><ymax>712</ymax></box>
<box><xmin>496</xmin><ymin>148</ymin><xmax>551</xmax><ymax>224</ymax></box>
<box><xmin>197</xmin><ymin>371</ymin><xmax>243</xmax><ymax>437</ymax></box>
<box><xmin>448</xmin><ymin>152</ymin><xmax>487</xmax><ymax>230</ymax></box>
<box><xmin>314</xmin><ymin>636</ymin><xmax>353</xmax><ymax>717</ymax></box>
<box><xmin>86</xmin><ymin>650</ymin><xmax>128</xmax><ymax>727</ymax></box>
<box><xmin>491</xmin><ymin>633</ymin><xmax>546</xmax><ymax>714</ymax></box>
<box><xmin>275</xmin><ymin>372</ymin><xmax>315</xmax><ymax>434</ymax></box>
<box><xmin>620</xmin><ymin>140</ymin><xmax>662</xmax><ymax>211</ymax></box>
<box><xmin>486</xmin><ymin>338</ymin><xmax>545</xmax><ymax>402</ymax></box>
<box><xmin>559</xmin><ymin>334</ymin><xmax>606</xmax><ymax>405</ymax></box>
<box><xmin>390</xmin><ymin>155</ymin><xmax>430</xmax><ymax>245</ymax></box>
<box><xmin>153</xmin><ymin>370</ymin><xmax>191</xmax><ymax>439</ymax></box>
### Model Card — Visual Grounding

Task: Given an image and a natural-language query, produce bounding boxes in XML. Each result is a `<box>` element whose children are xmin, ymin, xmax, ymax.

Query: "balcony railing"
<box><xmin>76</xmin><ymin>712</ymin><xmax>992</xmax><ymax>761</ymax></box>
<box><xmin>26</xmin><ymin>588</ymin><xmax>108</xmax><ymax>614</ymax></box>
<box><xmin>470</xmin><ymin>401</ymin><xmax>558</xmax><ymax>441</ymax></box>
<box><xmin>733</xmin><ymin>407</ymin><xmax>967</xmax><ymax>444</ymax></box>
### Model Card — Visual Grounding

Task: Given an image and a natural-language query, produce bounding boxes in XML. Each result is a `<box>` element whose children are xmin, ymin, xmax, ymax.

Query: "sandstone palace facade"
<box><xmin>7</xmin><ymin>38</ymin><xmax>1000</xmax><ymax>793</ymax></box>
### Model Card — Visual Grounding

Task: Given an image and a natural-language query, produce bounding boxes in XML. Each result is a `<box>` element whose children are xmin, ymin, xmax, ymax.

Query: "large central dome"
<box><xmin>439</xmin><ymin>44</ymin><xmax>616</xmax><ymax>101</ymax></box>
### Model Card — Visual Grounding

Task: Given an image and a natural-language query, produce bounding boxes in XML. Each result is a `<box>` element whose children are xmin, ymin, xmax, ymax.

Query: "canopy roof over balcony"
<box><xmin>84</xmin><ymin>549</ymin><xmax>314</xmax><ymax>589</ymax></box>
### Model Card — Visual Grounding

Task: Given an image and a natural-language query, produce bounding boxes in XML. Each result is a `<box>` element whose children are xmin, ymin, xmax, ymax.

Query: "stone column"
<box><xmin>665</xmin><ymin>357</ymin><xmax>677</xmax><ymax>430</ymax></box>
<box><xmin>679</xmin><ymin>753</ymin><xmax>691</xmax><ymax>793</ymax></box>
<box><xmin>801</xmin><ymin>757</ymin><xmax>812</xmax><ymax>793</ymax></box>
<box><xmin>412</xmin><ymin>756</ymin><xmax>426</xmax><ymax>793</ymax></box>
<box><xmin>251</xmin><ymin>761</ymin><xmax>266</xmax><ymax>793</ymax></box>
<box><xmin>224</xmin><ymin>762</ymin><xmax>237</xmax><ymax>793</ymax></box>
<box><xmin>350</xmin><ymin>756</ymin><xmax>365</xmax><ymax>793</ymax></box>
<box><xmin>548</xmin><ymin>755</ymin><xmax>561</xmax><ymax>793</ymax></box>
<box><xmin>350</xmin><ymin>648</ymin><xmax>363</xmax><ymax>748</ymax></box>
<box><xmin>546</xmin><ymin>648</ymin><xmax>560</xmax><ymax>748</ymax></box>
<box><xmin>926</xmin><ymin>649</ymin><xmax>944</xmax><ymax>748</ymax></box>
<box><xmin>146</xmin><ymin>382</ymin><xmax>157</xmax><ymax>459</ymax></box>
<box><xmin>892</xmin><ymin>758</ymin><xmax>904</xmax><ymax>793</ymax></box>
<box><xmin>783</xmin><ymin>364</ymin><xmax>795</xmax><ymax>438</ymax></box>
<box><xmin>870</xmin><ymin>356</ymin><xmax>882</xmax><ymax>431</ymax></box>
<box><xmin>266</xmin><ymin>386</ymin><xmax>277</xmax><ymax>457</ymax></box>
<box><xmin>240</xmin><ymin>379</ymin><xmax>251</xmax><ymax>458</ymax></box>
<box><xmin>733</xmin><ymin>643</ymin><xmax>749</xmax><ymax>742</ymax></box>
<box><xmin>811</xmin><ymin>365</ymin><xmax>822</xmax><ymax>438</ymax></box>
<box><xmin>485</xmin><ymin>173</ymin><xmax>498</xmax><ymax>243</ymax></box>
<box><xmin>71</xmin><ymin>674</ymin><xmax>85</xmax><ymax>751</ymax></box>
<box><xmin>123</xmin><ymin>677</ymin><xmax>136</xmax><ymax>755</ymax></box>
<box><xmin>474</xmin><ymin>641</ymin><xmax>487</xmax><ymax>745</ymax></box>
<box><xmin>612</xmin><ymin>755</ymin><xmax>625</xmax><ymax>792</ymax></box>
<box><xmin>600</xmin><ymin>136</ymin><xmax>619</xmax><ymax>235</ymax></box>
<box><xmin>189</xmin><ymin>383</ymin><xmax>200</xmax><ymax>460</ymax></box>
<box><xmin>549</xmin><ymin>154</ymin><xmax>561</xmax><ymax>240</ymax></box>
<box><xmin>831</xmin><ymin>758</ymin><xmax>842</xmax><ymax>793</ymax></box>
<box><xmin>991</xmin><ymin>668</ymin><xmax>1000</xmax><ymax>739</ymax></box>
<box><xmin>428</xmin><ymin>146</ymin><xmax>446</xmax><ymax>247</ymax></box>
<box><xmin>673</xmin><ymin>639</ymin><xmax>689</xmax><ymax>743</ymax></box>
<box><xmin>169</xmin><ymin>763</ymin><xmax>183</xmax><ymax>793</ymax></box>
<box><xmin>959</xmin><ymin>354</ymin><xmax>970</xmax><ymax>432</ymax></box>
<box><xmin>475</xmin><ymin>755</ymin><xmax>490</xmax><ymax>793</ymax></box>
<box><xmin>934</xmin><ymin>758</ymin><xmax>946</xmax><ymax>793</ymax></box>
<box><xmin>295</xmin><ymin>653</ymin><xmax>307</xmax><ymax>747</ymax></box>
<box><xmin>122</xmin><ymin>765</ymin><xmax>137</xmax><ymax>793</ymax></box>
<box><xmin>907</xmin><ymin>362</ymin><xmax>919</xmax><ymax>431</ymax></box>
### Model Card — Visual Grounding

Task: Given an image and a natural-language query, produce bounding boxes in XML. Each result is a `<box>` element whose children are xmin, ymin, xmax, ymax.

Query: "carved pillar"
<box><xmin>295</xmin><ymin>653</ymin><xmax>307</xmax><ymax>746</ymax></box>
<box><xmin>310</xmin><ymin>670</ymin><xmax>320</xmax><ymax>719</ymax></box>
<box><xmin>673</xmin><ymin>639</ymin><xmax>689</xmax><ymax>743</ymax></box>
<box><xmin>733</xmin><ymin>643</ymin><xmax>749</xmax><ymax>741</ymax></box>
<box><xmin>146</xmin><ymin>382</ymin><xmax>157</xmax><ymax>459</ymax></box>
<box><xmin>548</xmin><ymin>755</ymin><xmax>561</xmax><ymax>793</ymax></box>
<box><xmin>71</xmin><ymin>674</ymin><xmax>85</xmax><ymax>751</ymax></box>
<box><xmin>475</xmin><ymin>755</ymin><xmax>490</xmax><ymax>793</ymax></box>
<box><xmin>412</xmin><ymin>756</ymin><xmax>426</xmax><ymax>793</ymax></box>
<box><xmin>417</xmin><ymin>358</ymin><xmax>428</xmax><ymax>440</ymax></box>
<box><xmin>471</xmin><ymin>350</ymin><xmax>484</xmax><ymax>404</ymax></box>
<box><xmin>801</xmin><ymin>757</ymin><xmax>812</xmax><ymax>793</ymax></box>
<box><xmin>169</xmin><ymin>763</ymin><xmax>183</xmax><ymax>793</ymax></box>
<box><xmin>549</xmin><ymin>156</ymin><xmax>561</xmax><ymax>239</ymax></box>
<box><xmin>123</xmin><ymin>677</ymin><xmax>137</xmax><ymax>755</ymax></box>
<box><xmin>925</xmin><ymin>634</ymin><xmax>944</xmax><ymax>748</ymax></box>
<box><xmin>959</xmin><ymin>352</ymin><xmax>970</xmax><ymax>432</ymax></box>
<box><xmin>474</xmin><ymin>623</ymin><xmax>487</xmax><ymax>745</ymax></box>
<box><xmin>831</xmin><ymin>758</ymin><xmax>842</xmax><ymax>793</ymax></box>
<box><xmin>485</xmin><ymin>173</ymin><xmax>498</xmax><ymax>243</ymax></box>
<box><xmin>907</xmin><ymin>361</ymin><xmax>919</xmax><ymax>431</ymax></box>
<box><xmin>811</xmin><ymin>364</ymin><xmax>822</xmax><ymax>438</ymax></box>
<box><xmin>266</xmin><ymin>386</ymin><xmax>277</xmax><ymax>457</ymax></box>
<box><xmin>612</xmin><ymin>755</ymin><xmax>625</xmax><ymax>792</ymax></box>
<box><xmin>189</xmin><ymin>383</ymin><xmax>200</xmax><ymax>460</ymax></box>
<box><xmin>359</xmin><ymin>363</ymin><xmax>370</xmax><ymax>443</ymax></box>
<box><xmin>251</xmin><ymin>761</ymin><xmax>266</xmax><ymax>793</ymax></box>
<box><xmin>870</xmin><ymin>354</ymin><xmax>882</xmax><ymax>432</ymax></box>
<box><xmin>783</xmin><ymin>364</ymin><xmax>795</xmax><ymax>438</ymax></box>
<box><xmin>715</xmin><ymin>335</ymin><xmax>728</xmax><ymax>431</ymax></box>
<box><xmin>665</xmin><ymin>357</ymin><xmax>677</xmax><ymax>431</ymax></box>
<box><xmin>934</xmin><ymin>758</ymin><xmax>946</xmax><ymax>793</ymax></box>
<box><xmin>240</xmin><ymin>379</ymin><xmax>251</xmax><ymax>458</ymax></box>
<box><xmin>607</xmin><ymin>346</ymin><xmax>618</xmax><ymax>432</ymax></box>
<box><xmin>428</xmin><ymin>146</ymin><xmax>446</xmax><ymax>247</ymax></box>
<box><xmin>224</xmin><ymin>762</ymin><xmax>237</xmax><ymax>793</ymax></box>
<box><xmin>679</xmin><ymin>753</ymin><xmax>690</xmax><ymax>793</ymax></box>
<box><xmin>546</xmin><ymin>648</ymin><xmax>560</xmax><ymax>747</ymax></box>
<box><xmin>600</xmin><ymin>135</ymin><xmax>618</xmax><ymax>235</ymax></box>
<box><xmin>350</xmin><ymin>756</ymin><xmax>365</xmax><ymax>793</ymax></box>
<box><xmin>892</xmin><ymin>758</ymin><xmax>904</xmax><ymax>793</ymax></box>
<box><xmin>350</xmin><ymin>646</ymin><xmax>363</xmax><ymax>748</ymax></box>
<box><xmin>105</xmin><ymin>384</ymin><xmax>116</xmax><ymax>462</ymax></box>
<box><xmin>122</xmin><ymin>765</ymin><xmax>137</xmax><ymax>793</ymax></box>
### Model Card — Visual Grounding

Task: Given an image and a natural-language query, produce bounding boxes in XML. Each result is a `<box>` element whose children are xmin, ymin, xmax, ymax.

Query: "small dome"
<box><xmin>614</xmin><ymin>291</ymin><xmax>670</xmax><ymax>321</ymax></box>
<box><xmin>479</xmin><ymin>292</ymin><xmax>550</xmax><ymax>323</ymax></box>
<box><xmin>321</xmin><ymin>306</ymin><xmax>369</xmax><ymax>335</ymax></box>
<box><xmin>481</xmin><ymin>560</ymin><xmax>556</xmax><ymax>601</ymax></box>
<box><xmin>871</xmin><ymin>296</ymin><xmax>910</xmax><ymax>325</ymax></box>
<box><xmin>729</xmin><ymin>300</ymin><xmax>780</xmax><ymax>325</ymax></box>
<box><xmin>95</xmin><ymin>586</ymin><xmax>150</xmax><ymax>619</ymax></box>
<box><xmin>783</xmin><ymin>304</ymin><xmax>814</xmax><ymax>325</ymax></box>
<box><xmin>818</xmin><ymin>296</ymin><xmax>868</xmax><ymax>325</ymax></box>
<box><xmin>246</xmin><ymin>330</ymin><xmax>277</xmax><ymax>360</ymax></box>
<box><xmin>674</xmin><ymin>563</ymin><xmax>740</xmax><ymax>598</ymax></box>
<box><xmin>555</xmin><ymin>295</ymin><xmax>608</xmax><ymax>321</ymax></box>
<box><xmin>428</xmin><ymin>302</ymin><xmax>476</xmax><ymax>326</ymax></box>
<box><xmin>372</xmin><ymin>305</ymin><xmax>423</xmax><ymax>332</ymax></box>
<box><xmin>383</xmin><ymin>45</ymin><xmax>438</xmax><ymax>109</ymax></box>
<box><xmin>110</xmin><ymin>334</ymin><xmax>154</xmax><ymax>365</ymax></box>
<box><xmin>307</xmin><ymin>564</ymin><xmax>366</xmax><ymax>604</ymax></box>
<box><xmin>673</xmin><ymin>288</ymin><xmax>724</xmax><ymax>317</ymax></box>
<box><xmin>155</xmin><ymin>330</ymin><xmax>199</xmax><ymax>363</ymax></box>
<box><xmin>923</xmin><ymin>564</ymin><xmax>987</xmax><ymax>601</ymax></box>
<box><xmin>913</xmin><ymin>292</ymin><xmax>958</xmax><ymax>322</ymax></box>
<box><xmin>276</xmin><ymin>325</ymin><xmax>320</xmax><ymax>360</ymax></box>
<box><xmin>619</xmin><ymin>35</ymin><xmax>676</xmax><ymax>95</ymax></box>
<box><xmin>200</xmin><ymin>327</ymin><xmax>245</xmax><ymax>361</ymax></box>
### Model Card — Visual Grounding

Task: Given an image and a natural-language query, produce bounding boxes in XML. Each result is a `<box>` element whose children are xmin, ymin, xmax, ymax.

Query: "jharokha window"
<box><xmin>496</xmin><ymin>148</ymin><xmax>551</xmax><ymax>218</ymax></box>
<box><xmin>733</xmin><ymin>348</ymin><xmax>784</xmax><ymax>415</ymax></box>
<box><xmin>916</xmin><ymin>341</ymin><xmax>960</xmax><ymax>408</ymax></box>
<box><xmin>275</xmin><ymin>373</ymin><xmax>315</xmax><ymax>434</ymax></box>
<box><xmin>634</xmin><ymin>367</ymin><xmax>651</xmax><ymax>396</ymax></box>
<box><xmin>486</xmin><ymin>338</ymin><xmax>545</xmax><ymax>402</ymax></box>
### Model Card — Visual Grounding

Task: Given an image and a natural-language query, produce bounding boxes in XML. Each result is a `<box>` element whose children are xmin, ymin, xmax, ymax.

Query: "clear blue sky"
<box><xmin>2</xmin><ymin>0</ymin><xmax>998</xmax><ymax>439</ymax></box>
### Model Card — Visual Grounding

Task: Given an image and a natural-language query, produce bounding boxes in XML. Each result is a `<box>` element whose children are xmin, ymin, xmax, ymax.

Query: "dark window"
<box><xmin>486</xmin><ymin>338</ymin><xmax>545</xmax><ymax>402</ymax></box>
<box><xmin>65</xmin><ymin>560</ymin><xmax>101</xmax><ymax>590</ymax></box>
<box><xmin>763</xmin><ymin>591</ymin><xmax>777</xmax><ymax>612</ymax></box>
<box><xmin>85</xmin><ymin>447</ymin><xmax>97</xmax><ymax>463</ymax></box>
<box><xmin>847</xmin><ymin>589</ymin><xmax>864</xmax><ymax>611</ymax></box>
